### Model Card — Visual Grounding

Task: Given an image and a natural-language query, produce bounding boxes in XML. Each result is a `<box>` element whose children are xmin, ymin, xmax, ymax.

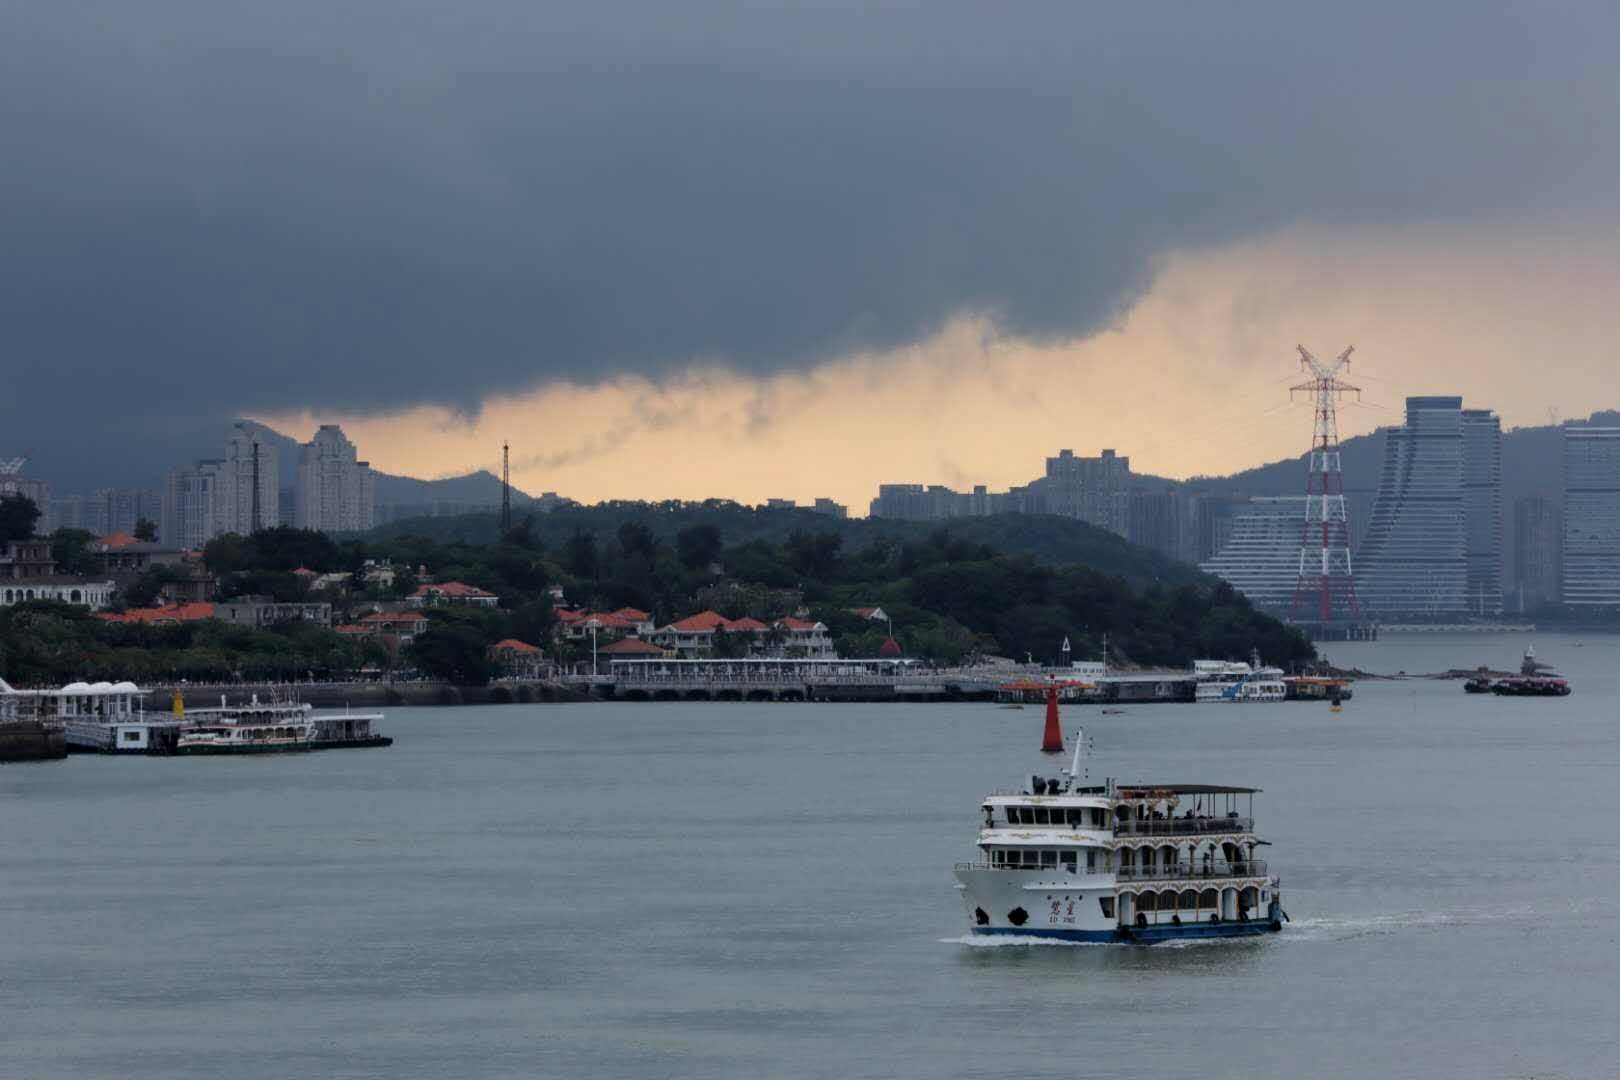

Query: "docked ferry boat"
<box><xmin>954</xmin><ymin>730</ymin><xmax>1285</xmax><ymax>943</ymax></box>
<box><xmin>15</xmin><ymin>681</ymin><xmax>395</xmax><ymax>755</ymax></box>
<box><xmin>1193</xmin><ymin>659</ymin><xmax>1288</xmax><ymax>703</ymax></box>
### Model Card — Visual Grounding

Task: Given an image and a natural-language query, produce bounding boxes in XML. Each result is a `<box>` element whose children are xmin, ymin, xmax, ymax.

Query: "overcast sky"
<box><xmin>5</xmin><ymin>2</ymin><xmax>1619</xmax><ymax>496</ymax></box>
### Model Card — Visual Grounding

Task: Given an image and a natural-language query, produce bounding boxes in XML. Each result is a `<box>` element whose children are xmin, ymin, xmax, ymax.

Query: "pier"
<box><xmin>552</xmin><ymin>659</ymin><xmax>1347</xmax><ymax>704</ymax></box>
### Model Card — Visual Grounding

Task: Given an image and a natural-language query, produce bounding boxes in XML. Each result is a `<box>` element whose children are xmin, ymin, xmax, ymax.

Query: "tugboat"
<box><xmin>1489</xmin><ymin>645</ymin><xmax>1572</xmax><ymax>698</ymax></box>
<box><xmin>954</xmin><ymin>721</ymin><xmax>1286</xmax><ymax>943</ymax></box>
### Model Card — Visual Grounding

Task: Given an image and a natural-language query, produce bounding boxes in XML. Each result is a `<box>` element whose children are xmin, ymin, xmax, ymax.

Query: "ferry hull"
<box><xmin>175</xmin><ymin>742</ymin><xmax>315</xmax><ymax>756</ymax></box>
<box><xmin>309</xmin><ymin>735</ymin><xmax>393</xmax><ymax>750</ymax></box>
<box><xmin>970</xmin><ymin>920</ymin><xmax>1279</xmax><ymax>944</ymax></box>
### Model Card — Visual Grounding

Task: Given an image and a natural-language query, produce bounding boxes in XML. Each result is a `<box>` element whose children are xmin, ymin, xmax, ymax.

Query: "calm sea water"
<box><xmin>4</xmin><ymin>633</ymin><xmax>1618</xmax><ymax>1079</ymax></box>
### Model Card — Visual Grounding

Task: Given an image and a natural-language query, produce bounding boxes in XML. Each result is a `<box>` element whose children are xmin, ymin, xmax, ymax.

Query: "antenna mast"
<box><xmin>1290</xmin><ymin>346</ymin><xmax>1361</xmax><ymax>624</ymax></box>
<box><xmin>500</xmin><ymin>441</ymin><xmax>512</xmax><ymax>536</ymax></box>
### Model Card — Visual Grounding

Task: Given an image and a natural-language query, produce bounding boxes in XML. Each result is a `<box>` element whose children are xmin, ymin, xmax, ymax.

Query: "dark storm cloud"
<box><xmin>3</xmin><ymin>2</ymin><xmax>1618</xmax><ymax>484</ymax></box>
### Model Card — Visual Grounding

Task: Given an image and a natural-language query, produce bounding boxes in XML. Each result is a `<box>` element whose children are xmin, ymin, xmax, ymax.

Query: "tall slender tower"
<box><xmin>1290</xmin><ymin>346</ymin><xmax>1361</xmax><ymax>623</ymax></box>
<box><xmin>500</xmin><ymin>441</ymin><xmax>512</xmax><ymax>536</ymax></box>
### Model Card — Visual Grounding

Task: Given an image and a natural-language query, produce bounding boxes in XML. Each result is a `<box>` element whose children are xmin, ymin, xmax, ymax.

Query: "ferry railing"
<box><xmin>1113</xmin><ymin>817</ymin><xmax>1253</xmax><ymax>837</ymax></box>
<box><xmin>953</xmin><ymin>861</ymin><xmax>1268</xmax><ymax>881</ymax></box>
<box><xmin>1115</xmin><ymin>861</ymin><xmax>1268</xmax><ymax>882</ymax></box>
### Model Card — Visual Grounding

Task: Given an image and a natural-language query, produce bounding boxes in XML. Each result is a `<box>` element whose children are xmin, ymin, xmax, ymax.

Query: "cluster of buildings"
<box><xmin>1202</xmin><ymin>399</ymin><xmax>1620</xmax><ymax>618</ymax></box>
<box><xmin>163</xmin><ymin>423</ymin><xmax>376</xmax><ymax>548</ymax></box>
<box><xmin>762</xmin><ymin>497</ymin><xmax>849</xmax><ymax>518</ymax></box>
<box><xmin>548</xmin><ymin>605</ymin><xmax>841</xmax><ymax>664</ymax></box>
<box><xmin>6</xmin><ymin>424</ymin><xmax>379</xmax><ymax>549</ymax></box>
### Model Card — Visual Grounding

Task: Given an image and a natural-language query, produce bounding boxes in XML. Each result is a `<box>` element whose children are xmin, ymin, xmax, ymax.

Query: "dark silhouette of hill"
<box><xmin>370</xmin><ymin>503</ymin><xmax>1210</xmax><ymax>590</ymax></box>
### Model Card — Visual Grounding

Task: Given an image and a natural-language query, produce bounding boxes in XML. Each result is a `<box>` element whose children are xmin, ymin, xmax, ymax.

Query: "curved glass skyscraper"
<box><xmin>1356</xmin><ymin>397</ymin><xmax>1469</xmax><ymax>616</ymax></box>
<box><xmin>1199</xmin><ymin>497</ymin><xmax>1307</xmax><ymax>612</ymax></box>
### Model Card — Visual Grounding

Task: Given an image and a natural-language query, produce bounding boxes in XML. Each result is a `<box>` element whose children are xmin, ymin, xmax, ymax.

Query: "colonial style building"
<box><xmin>0</xmin><ymin>540</ymin><xmax>117</xmax><ymax>610</ymax></box>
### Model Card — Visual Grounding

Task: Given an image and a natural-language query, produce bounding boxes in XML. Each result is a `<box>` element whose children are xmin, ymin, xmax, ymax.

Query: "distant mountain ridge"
<box><xmin>219</xmin><ymin>422</ymin><xmax>536</xmax><ymax>507</ymax></box>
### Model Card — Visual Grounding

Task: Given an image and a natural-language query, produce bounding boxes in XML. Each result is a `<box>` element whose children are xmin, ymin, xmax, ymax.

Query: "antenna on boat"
<box><xmin>1062</xmin><ymin>725</ymin><xmax>1085</xmax><ymax>791</ymax></box>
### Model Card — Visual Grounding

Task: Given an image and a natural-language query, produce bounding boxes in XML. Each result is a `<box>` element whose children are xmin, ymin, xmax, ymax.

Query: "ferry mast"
<box><xmin>1290</xmin><ymin>346</ymin><xmax>1361</xmax><ymax>623</ymax></box>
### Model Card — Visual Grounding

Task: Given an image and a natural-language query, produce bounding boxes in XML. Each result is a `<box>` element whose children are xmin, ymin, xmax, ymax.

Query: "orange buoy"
<box><xmin>1041</xmin><ymin>684</ymin><xmax>1063</xmax><ymax>753</ymax></box>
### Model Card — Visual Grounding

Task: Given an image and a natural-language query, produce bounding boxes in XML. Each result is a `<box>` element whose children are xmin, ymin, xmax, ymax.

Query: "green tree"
<box><xmin>134</xmin><ymin>518</ymin><xmax>158</xmax><ymax>542</ymax></box>
<box><xmin>0</xmin><ymin>494</ymin><xmax>41</xmax><ymax>544</ymax></box>
<box><xmin>409</xmin><ymin>622</ymin><xmax>495</xmax><ymax>685</ymax></box>
<box><xmin>49</xmin><ymin>528</ymin><xmax>99</xmax><ymax>576</ymax></box>
<box><xmin>676</xmin><ymin>524</ymin><xmax>722</xmax><ymax>570</ymax></box>
<box><xmin>563</xmin><ymin>528</ymin><xmax>599</xmax><ymax>580</ymax></box>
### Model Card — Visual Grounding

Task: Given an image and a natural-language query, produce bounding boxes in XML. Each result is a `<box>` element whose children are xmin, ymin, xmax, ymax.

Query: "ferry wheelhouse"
<box><xmin>954</xmin><ymin>730</ymin><xmax>1285</xmax><ymax>943</ymax></box>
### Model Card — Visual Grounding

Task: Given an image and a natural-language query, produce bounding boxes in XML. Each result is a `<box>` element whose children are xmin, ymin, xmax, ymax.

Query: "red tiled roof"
<box><xmin>414</xmin><ymin>581</ymin><xmax>497</xmax><ymax>598</ymax></box>
<box><xmin>335</xmin><ymin>624</ymin><xmax>369</xmax><ymax>635</ymax></box>
<box><xmin>292</xmin><ymin>566</ymin><xmax>317</xmax><ymax>577</ymax></box>
<box><xmin>667</xmin><ymin>610</ymin><xmax>732</xmax><ymax>632</ymax></box>
<box><xmin>774</xmin><ymin>616</ymin><xmax>822</xmax><ymax>631</ymax></box>
<box><xmin>97</xmin><ymin>602</ymin><xmax>215</xmax><ymax>624</ymax></box>
<box><xmin>611</xmin><ymin>607</ymin><xmax>651</xmax><ymax>622</ymax></box>
<box><xmin>556</xmin><ymin>608</ymin><xmax>588</xmax><ymax>622</ymax></box>
<box><xmin>361</xmin><ymin>611</ymin><xmax>428</xmax><ymax>625</ymax></box>
<box><xmin>600</xmin><ymin>638</ymin><xmax>669</xmax><ymax>656</ymax></box>
<box><xmin>583</xmin><ymin>612</ymin><xmax>636</xmax><ymax>629</ymax></box>
<box><xmin>98</xmin><ymin>532</ymin><xmax>139</xmax><ymax>549</ymax></box>
<box><xmin>490</xmin><ymin>638</ymin><xmax>541</xmax><ymax>653</ymax></box>
<box><xmin>727</xmin><ymin>617</ymin><xmax>768</xmax><ymax>631</ymax></box>
<box><xmin>849</xmin><ymin>607</ymin><xmax>881</xmax><ymax>619</ymax></box>
<box><xmin>879</xmin><ymin>637</ymin><xmax>903</xmax><ymax>656</ymax></box>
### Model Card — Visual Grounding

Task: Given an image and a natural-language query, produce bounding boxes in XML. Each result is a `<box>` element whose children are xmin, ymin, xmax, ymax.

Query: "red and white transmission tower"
<box><xmin>1290</xmin><ymin>346</ymin><xmax>1361</xmax><ymax>623</ymax></box>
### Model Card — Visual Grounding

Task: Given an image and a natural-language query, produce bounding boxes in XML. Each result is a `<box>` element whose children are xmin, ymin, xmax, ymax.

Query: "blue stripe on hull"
<box><xmin>970</xmin><ymin>921</ymin><xmax>1278</xmax><ymax>945</ymax></box>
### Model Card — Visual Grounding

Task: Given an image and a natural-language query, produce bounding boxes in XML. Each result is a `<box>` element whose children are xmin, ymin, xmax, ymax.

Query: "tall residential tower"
<box><xmin>1562</xmin><ymin>425</ymin><xmax>1620</xmax><ymax>607</ymax></box>
<box><xmin>295</xmin><ymin>425</ymin><xmax>375</xmax><ymax>533</ymax></box>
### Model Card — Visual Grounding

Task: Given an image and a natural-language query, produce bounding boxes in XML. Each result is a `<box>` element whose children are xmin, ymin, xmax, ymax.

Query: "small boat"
<box><xmin>1462</xmin><ymin>675</ymin><xmax>1494</xmax><ymax>694</ymax></box>
<box><xmin>1101</xmin><ymin>707</ymin><xmax>1126</xmax><ymax>715</ymax></box>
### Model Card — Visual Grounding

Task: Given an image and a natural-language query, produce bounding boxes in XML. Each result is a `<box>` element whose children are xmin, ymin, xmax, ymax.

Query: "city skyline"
<box><xmin>6</xmin><ymin>6</ymin><xmax>1620</xmax><ymax>505</ymax></box>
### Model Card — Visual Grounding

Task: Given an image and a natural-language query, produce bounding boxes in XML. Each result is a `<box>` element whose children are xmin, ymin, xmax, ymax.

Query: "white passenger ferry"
<box><xmin>1194</xmin><ymin>656</ymin><xmax>1288</xmax><ymax>703</ymax></box>
<box><xmin>954</xmin><ymin>730</ymin><xmax>1286</xmax><ymax>943</ymax></box>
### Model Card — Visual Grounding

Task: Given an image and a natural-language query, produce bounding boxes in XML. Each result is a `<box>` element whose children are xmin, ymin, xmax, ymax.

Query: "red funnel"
<box><xmin>1041</xmin><ymin>685</ymin><xmax>1063</xmax><ymax>753</ymax></box>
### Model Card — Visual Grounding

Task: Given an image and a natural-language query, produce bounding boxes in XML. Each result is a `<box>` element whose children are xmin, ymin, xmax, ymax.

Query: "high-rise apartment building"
<box><xmin>295</xmin><ymin>425</ymin><xmax>375</xmax><ymax>533</ymax></box>
<box><xmin>1127</xmin><ymin>488</ymin><xmax>1188</xmax><ymax>561</ymax></box>
<box><xmin>1356</xmin><ymin>397</ymin><xmax>1469</xmax><ymax>616</ymax></box>
<box><xmin>162</xmin><ymin>460</ymin><xmax>225</xmax><ymax>549</ymax></box>
<box><xmin>161</xmin><ymin>423</ymin><xmax>278</xmax><ymax>548</ymax></box>
<box><xmin>1461</xmin><ymin>409</ymin><xmax>1503</xmax><ymax>614</ymax></box>
<box><xmin>1512</xmin><ymin>495</ymin><xmax>1562</xmax><ymax>611</ymax></box>
<box><xmin>1199</xmin><ymin>497</ymin><xmax>1306</xmax><ymax>611</ymax></box>
<box><xmin>1562</xmin><ymin>425</ymin><xmax>1620</xmax><ymax>607</ymax></box>
<box><xmin>215</xmin><ymin>423</ymin><xmax>279</xmax><ymax>536</ymax></box>
<box><xmin>1034</xmin><ymin>449</ymin><xmax>1131</xmax><ymax>535</ymax></box>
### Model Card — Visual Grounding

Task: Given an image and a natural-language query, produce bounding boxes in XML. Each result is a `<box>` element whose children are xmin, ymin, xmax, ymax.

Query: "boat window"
<box><xmin>1032</xmin><ymin>807</ymin><xmax>1049</xmax><ymax>825</ymax></box>
<box><xmin>1098</xmin><ymin>897</ymin><xmax>1115</xmax><ymax>919</ymax></box>
<box><xmin>1086</xmin><ymin>850</ymin><xmax>1097</xmax><ymax>872</ymax></box>
<box><xmin>1022</xmin><ymin>850</ymin><xmax>1041</xmax><ymax>868</ymax></box>
<box><xmin>1017</xmin><ymin>807</ymin><xmax>1034</xmax><ymax>825</ymax></box>
<box><xmin>1063</xmin><ymin>808</ymin><xmax>1082</xmax><ymax>826</ymax></box>
<box><xmin>1060</xmin><ymin>850</ymin><xmax>1077</xmax><ymax>872</ymax></box>
<box><xmin>990</xmin><ymin>849</ymin><xmax>1004</xmax><ymax>867</ymax></box>
<box><xmin>122</xmin><ymin>730</ymin><xmax>141</xmax><ymax>742</ymax></box>
<box><xmin>1040</xmin><ymin>850</ymin><xmax>1058</xmax><ymax>869</ymax></box>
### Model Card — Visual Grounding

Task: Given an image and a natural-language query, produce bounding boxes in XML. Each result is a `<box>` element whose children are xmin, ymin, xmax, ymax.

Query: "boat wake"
<box><xmin>1283</xmin><ymin>897</ymin><xmax>1613</xmax><ymax>943</ymax></box>
<box><xmin>939</xmin><ymin>933</ymin><xmax>1109</xmax><ymax>949</ymax></box>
